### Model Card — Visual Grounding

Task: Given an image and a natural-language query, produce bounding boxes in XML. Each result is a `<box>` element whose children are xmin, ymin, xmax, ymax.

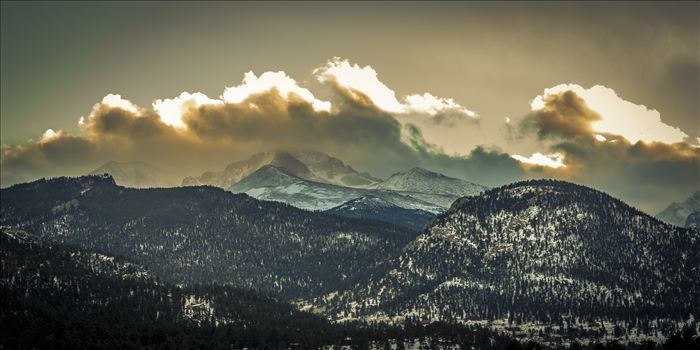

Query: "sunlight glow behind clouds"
<box><xmin>80</xmin><ymin>94</ymin><xmax>141</xmax><ymax>127</ymax></box>
<box><xmin>39</xmin><ymin>129</ymin><xmax>60</xmax><ymax>143</ymax></box>
<box><xmin>153</xmin><ymin>92</ymin><xmax>223</xmax><ymax>128</ymax></box>
<box><xmin>100</xmin><ymin>94</ymin><xmax>139</xmax><ymax>114</ymax></box>
<box><xmin>512</xmin><ymin>152</ymin><xmax>566</xmax><ymax>168</ymax></box>
<box><xmin>531</xmin><ymin>84</ymin><xmax>688</xmax><ymax>144</ymax></box>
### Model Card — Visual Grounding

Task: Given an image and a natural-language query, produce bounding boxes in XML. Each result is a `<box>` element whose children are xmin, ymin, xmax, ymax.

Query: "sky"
<box><xmin>1</xmin><ymin>1</ymin><xmax>698</xmax><ymax>213</ymax></box>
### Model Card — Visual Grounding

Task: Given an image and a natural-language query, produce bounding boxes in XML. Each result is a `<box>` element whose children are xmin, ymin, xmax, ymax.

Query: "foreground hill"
<box><xmin>1</xmin><ymin>226</ymin><xmax>523</xmax><ymax>349</ymax></box>
<box><xmin>0</xmin><ymin>226</ymin><xmax>336</xmax><ymax>349</ymax></box>
<box><xmin>0</xmin><ymin>175</ymin><xmax>416</xmax><ymax>299</ymax></box>
<box><xmin>314</xmin><ymin>180</ymin><xmax>699</xmax><ymax>339</ymax></box>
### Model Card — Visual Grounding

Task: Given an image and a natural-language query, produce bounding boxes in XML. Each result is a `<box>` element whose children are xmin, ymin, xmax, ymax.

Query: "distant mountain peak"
<box><xmin>374</xmin><ymin>167</ymin><xmax>487</xmax><ymax>203</ymax></box>
<box><xmin>183</xmin><ymin>150</ymin><xmax>379</xmax><ymax>189</ymax></box>
<box><xmin>229</xmin><ymin>164</ymin><xmax>303</xmax><ymax>192</ymax></box>
<box><xmin>88</xmin><ymin>160</ymin><xmax>173</xmax><ymax>188</ymax></box>
<box><xmin>407</xmin><ymin>166</ymin><xmax>435</xmax><ymax>174</ymax></box>
<box><xmin>403</xmin><ymin>167</ymin><xmax>448</xmax><ymax>178</ymax></box>
<box><xmin>228</xmin><ymin>163</ymin><xmax>444</xmax><ymax>212</ymax></box>
<box><xmin>266</xmin><ymin>152</ymin><xmax>312</xmax><ymax>177</ymax></box>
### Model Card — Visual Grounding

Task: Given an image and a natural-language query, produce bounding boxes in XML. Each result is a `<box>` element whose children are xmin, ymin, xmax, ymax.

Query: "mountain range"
<box><xmin>228</xmin><ymin>165</ymin><xmax>444</xmax><ymax>214</ymax></box>
<box><xmin>0</xmin><ymin>175</ymin><xmax>415</xmax><ymax>299</ymax></box>
<box><xmin>190</xmin><ymin>150</ymin><xmax>485</xmax><ymax>206</ymax></box>
<box><xmin>88</xmin><ymin>151</ymin><xmax>487</xmax><ymax>230</ymax></box>
<box><xmin>182</xmin><ymin>150</ymin><xmax>380</xmax><ymax>189</ymax></box>
<box><xmin>3</xmin><ymin>155</ymin><xmax>699</xmax><ymax>347</ymax></box>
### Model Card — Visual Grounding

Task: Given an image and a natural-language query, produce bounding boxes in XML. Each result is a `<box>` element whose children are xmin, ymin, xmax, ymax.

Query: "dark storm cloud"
<box><xmin>1</xmin><ymin>131</ymin><xmax>97</xmax><ymax>186</ymax></box>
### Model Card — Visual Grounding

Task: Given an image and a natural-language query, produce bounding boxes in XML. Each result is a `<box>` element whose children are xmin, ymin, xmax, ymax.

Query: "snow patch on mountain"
<box><xmin>656</xmin><ymin>191</ymin><xmax>700</xmax><ymax>227</ymax></box>
<box><xmin>183</xmin><ymin>150</ymin><xmax>379</xmax><ymax>189</ymax></box>
<box><xmin>371</xmin><ymin>167</ymin><xmax>488</xmax><ymax>207</ymax></box>
<box><xmin>229</xmin><ymin>165</ymin><xmax>443</xmax><ymax>213</ymax></box>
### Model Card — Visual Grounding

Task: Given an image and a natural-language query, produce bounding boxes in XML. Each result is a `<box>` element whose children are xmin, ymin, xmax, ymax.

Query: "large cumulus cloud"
<box><xmin>0</xmin><ymin>59</ymin><xmax>523</xmax><ymax>189</ymax></box>
<box><xmin>516</xmin><ymin>87</ymin><xmax>699</xmax><ymax>212</ymax></box>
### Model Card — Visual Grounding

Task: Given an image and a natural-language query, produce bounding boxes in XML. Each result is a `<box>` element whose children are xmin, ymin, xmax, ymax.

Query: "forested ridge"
<box><xmin>0</xmin><ymin>175</ymin><xmax>416</xmax><ymax>299</ymax></box>
<box><xmin>1</xmin><ymin>176</ymin><xmax>698</xmax><ymax>348</ymax></box>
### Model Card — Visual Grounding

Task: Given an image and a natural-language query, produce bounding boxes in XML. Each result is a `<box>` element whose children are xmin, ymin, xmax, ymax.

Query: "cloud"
<box><xmin>151</xmin><ymin>71</ymin><xmax>331</xmax><ymax>129</ymax></box>
<box><xmin>223</xmin><ymin>71</ymin><xmax>331</xmax><ymax>112</ymax></box>
<box><xmin>522</xmin><ymin>90</ymin><xmax>601</xmax><ymax>141</ymax></box>
<box><xmin>99</xmin><ymin>93</ymin><xmax>140</xmax><ymax>114</ymax></box>
<box><xmin>314</xmin><ymin>58</ymin><xmax>485</xmax><ymax>155</ymax></box>
<box><xmin>315</xmin><ymin>57</ymin><xmax>476</xmax><ymax>117</ymax></box>
<box><xmin>39</xmin><ymin>129</ymin><xmax>63</xmax><ymax>143</ymax></box>
<box><xmin>404</xmin><ymin>93</ymin><xmax>477</xmax><ymax>117</ymax></box>
<box><xmin>519</xmin><ymin>86</ymin><xmax>699</xmax><ymax>212</ymax></box>
<box><xmin>530</xmin><ymin>84</ymin><xmax>688</xmax><ymax>144</ymax></box>
<box><xmin>1</xmin><ymin>130</ymin><xmax>97</xmax><ymax>186</ymax></box>
<box><xmin>315</xmin><ymin>57</ymin><xmax>405</xmax><ymax>113</ymax></box>
<box><xmin>2</xmin><ymin>59</ymin><xmax>696</xmax><ymax>213</ymax></box>
<box><xmin>511</xmin><ymin>152</ymin><xmax>565</xmax><ymax>169</ymax></box>
<box><xmin>153</xmin><ymin>92</ymin><xmax>223</xmax><ymax>128</ymax></box>
<box><xmin>1</xmin><ymin>59</ymin><xmax>515</xmax><ymax>189</ymax></box>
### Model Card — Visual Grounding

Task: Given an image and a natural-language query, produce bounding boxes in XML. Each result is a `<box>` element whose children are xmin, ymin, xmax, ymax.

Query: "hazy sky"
<box><xmin>1</xmin><ymin>1</ymin><xmax>698</xmax><ymax>213</ymax></box>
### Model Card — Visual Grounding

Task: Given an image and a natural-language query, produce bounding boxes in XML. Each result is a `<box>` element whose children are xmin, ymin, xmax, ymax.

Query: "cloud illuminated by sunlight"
<box><xmin>39</xmin><ymin>129</ymin><xmax>62</xmax><ymax>143</ymax></box>
<box><xmin>404</xmin><ymin>93</ymin><xmax>477</xmax><ymax>117</ymax></box>
<box><xmin>153</xmin><ymin>92</ymin><xmax>223</xmax><ymax>128</ymax></box>
<box><xmin>223</xmin><ymin>71</ymin><xmax>331</xmax><ymax>112</ymax></box>
<box><xmin>530</xmin><ymin>84</ymin><xmax>688</xmax><ymax>144</ymax></box>
<box><xmin>99</xmin><ymin>94</ymin><xmax>139</xmax><ymax>114</ymax></box>
<box><xmin>315</xmin><ymin>57</ymin><xmax>476</xmax><ymax>117</ymax></box>
<box><xmin>315</xmin><ymin>57</ymin><xmax>404</xmax><ymax>112</ymax></box>
<box><xmin>80</xmin><ymin>94</ymin><xmax>141</xmax><ymax>127</ymax></box>
<box><xmin>511</xmin><ymin>152</ymin><xmax>566</xmax><ymax>168</ymax></box>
